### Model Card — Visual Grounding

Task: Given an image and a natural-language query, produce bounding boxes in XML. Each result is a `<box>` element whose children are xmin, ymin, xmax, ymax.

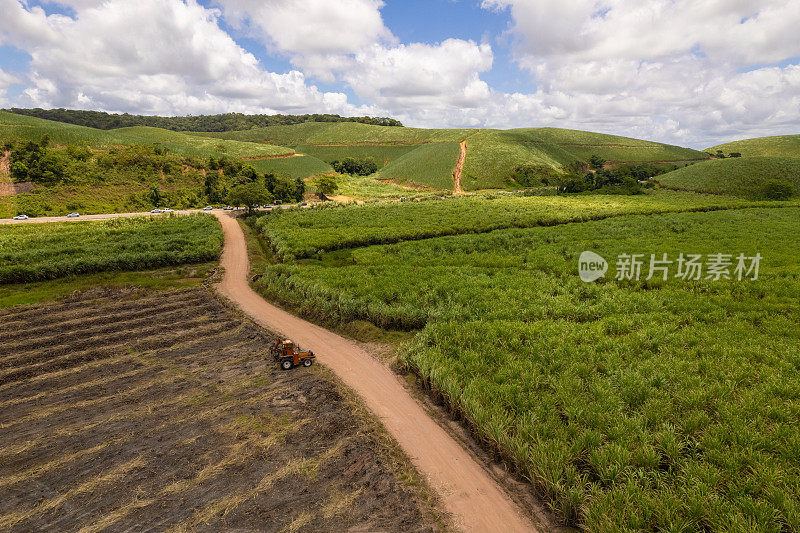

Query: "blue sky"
<box><xmin>0</xmin><ymin>0</ymin><xmax>799</xmax><ymax>148</ymax></box>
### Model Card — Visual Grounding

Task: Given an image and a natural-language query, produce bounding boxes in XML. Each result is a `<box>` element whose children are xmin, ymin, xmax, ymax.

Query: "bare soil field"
<box><xmin>0</xmin><ymin>286</ymin><xmax>439</xmax><ymax>532</ymax></box>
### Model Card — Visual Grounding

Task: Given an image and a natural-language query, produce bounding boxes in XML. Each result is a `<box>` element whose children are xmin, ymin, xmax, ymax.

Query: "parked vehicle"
<box><xmin>67</xmin><ymin>212</ymin><xmax>80</xmax><ymax>217</ymax></box>
<box><xmin>162</xmin><ymin>208</ymin><xmax>174</xmax><ymax>213</ymax></box>
<box><xmin>203</xmin><ymin>206</ymin><xmax>213</xmax><ymax>211</ymax></box>
<box><xmin>150</xmin><ymin>208</ymin><xmax>163</xmax><ymax>213</ymax></box>
<box><xmin>12</xmin><ymin>214</ymin><xmax>28</xmax><ymax>220</ymax></box>
<box><xmin>270</xmin><ymin>339</ymin><xmax>315</xmax><ymax>370</ymax></box>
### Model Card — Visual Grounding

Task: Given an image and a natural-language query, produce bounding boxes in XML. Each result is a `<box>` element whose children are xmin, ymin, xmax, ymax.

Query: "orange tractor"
<box><xmin>271</xmin><ymin>339</ymin><xmax>315</xmax><ymax>370</ymax></box>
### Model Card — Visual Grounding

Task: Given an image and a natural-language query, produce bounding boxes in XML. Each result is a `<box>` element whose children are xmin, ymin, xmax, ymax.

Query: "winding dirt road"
<box><xmin>213</xmin><ymin>212</ymin><xmax>539</xmax><ymax>533</ymax></box>
<box><xmin>1</xmin><ymin>208</ymin><xmax>540</xmax><ymax>531</ymax></box>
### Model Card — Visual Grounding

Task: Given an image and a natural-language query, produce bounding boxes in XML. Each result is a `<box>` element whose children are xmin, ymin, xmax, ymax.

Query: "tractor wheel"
<box><xmin>280</xmin><ymin>358</ymin><xmax>293</xmax><ymax>370</ymax></box>
<box><xmin>302</xmin><ymin>358</ymin><xmax>313</xmax><ymax>367</ymax></box>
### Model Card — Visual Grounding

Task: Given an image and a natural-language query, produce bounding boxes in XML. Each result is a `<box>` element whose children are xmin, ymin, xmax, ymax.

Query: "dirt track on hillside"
<box><xmin>453</xmin><ymin>140</ymin><xmax>467</xmax><ymax>194</ymax></box>
<box><xmin>241</xmin><ymin>153</ymin><xmax>304</xmax><ymax>161</ymax></box>
<box><xmin>213</xmin><ymin>212</ymin><xmax>540</xmax><ymax>533</ymax></box>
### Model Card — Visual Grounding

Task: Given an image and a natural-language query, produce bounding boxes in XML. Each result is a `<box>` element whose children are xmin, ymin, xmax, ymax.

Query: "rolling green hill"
<box><xmin>294</xmin><ymin>144</ymin><xmax>418</xmax><ymax>167</ymax></box>
<box><xmin>657</xmin><ymin>157</ymin><xmax>800</xmax><ymax>198</ymax></box>
<box><xmin>707</xmin><ymin>134</ymin><xmax>800</xmax><ymax>158</ymax></box>
<box><xmin>0</xmin><ymin>110</ymin><xmax>291</xmax><ymax>159</ymax></box>
<box><xmin>248</xmin><ymin>154</ymin><xmax>332</xmax><ymax>179</ymax></box>
<box><xmin>376</xmin><ymin>143</ymin><xmax>461</xmax><ymax>189</ymax></box>
<box><xmin>462</xmin><ymin>128</ymin><xmax>707</xmax><ymax>190</ymax></box>
<box><xmin>194</xmin><ymin>123</ymin><xmax>708</xmax><ymax>190</ymax></box>
<box><xmin>191</xmin><ymin>121</ymin><xmax>470</xmax><ymax>145</ymax></box>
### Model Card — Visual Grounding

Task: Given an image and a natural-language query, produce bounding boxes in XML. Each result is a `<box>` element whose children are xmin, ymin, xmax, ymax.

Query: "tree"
<box><xmin>294</xmin><ymin>177</ymin><xmax>306</xmax><ymax>199</ymax></box>
<box><xmin>331</xmin><ymin>157</ymin><xmax>378</xmax><ymax>176</ymax></box>
<box><xmin>508</xmin><ymin>164</ymin><xmax>560</xmax><ymax>187</ymax></box>
<box><xmin>148</xmin><ymin>185</ymin><xmax>163</xmax><ymax>206</ymax></box>
<box><xmin>226</xmin><ymin>181</ymin><xmax>273</xmax><ymax>212</ymax></box>
<box><xmin>237</xmin><ymin>164</ymin><xmax>258</xmax><ymax>184</ymax></box>
<box><xmin>311</xmin><ymin>173</ymin><xmax>339</xmax><ymax>199</ymax></box>
<box><xmin>589</xmin><ymin>154</ymin><xmax>606</xmax><ymax>171</ymax></box>
<box><xmin>204</xmin><ymin>171</ymin><xmax>224</xmax><ymax>203</ymax></box>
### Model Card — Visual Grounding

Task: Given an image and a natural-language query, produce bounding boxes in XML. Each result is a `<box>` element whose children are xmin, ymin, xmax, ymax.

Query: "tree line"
<box><xmin>508</xmin><ymin>155</ymin><xmax>675</xmax><ymax>195</ymax></box>
<box><xmin>3</xmin><ymin>135</ymin><xmax>305</xmax><ymax>214</ymax></box>
<box><xmin>4</xmin><ymin>108</ymin><xmax>403</xmax><ymax>131</ymax></box>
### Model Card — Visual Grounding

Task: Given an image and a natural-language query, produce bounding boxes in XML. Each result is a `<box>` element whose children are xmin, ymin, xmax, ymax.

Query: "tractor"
<box><xmin>271</xmin><ymin>339</ymin><xmax>315</xmax><ymax>370</ymax></box>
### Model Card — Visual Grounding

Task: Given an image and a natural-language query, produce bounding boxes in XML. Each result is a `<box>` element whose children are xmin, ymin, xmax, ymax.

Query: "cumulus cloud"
<box><xmin>214</xmin><ymin>0</ymin><xmax>495</xmax><ymax>118</ymax></box>
<box><xmin>0</xmin><ymin>0</ymin><xmax>797</xmax><ymax>146</ymax></box>
<box><xmin>345</xmin><ymin>40</ymin><xmax>493</xmax><ymax>110</ymax></box>
<box><xmin>216</xmin><ymin>0</ymin><xmax>395</xmax><ymax>80</ymax></box>
<box><xmin>0</xmin><ymin>0</ymin><xmax>368</xmax><ymax>116</ymax></box>
<box><xmin>481</xmin><ymin>0</ymin><xmax>800</xmax><ymax>145</ymax></box>
<box><xmin>0</xmin><ymin>68</ymin><xmax>20</xmax><ymax>106</ymax></box>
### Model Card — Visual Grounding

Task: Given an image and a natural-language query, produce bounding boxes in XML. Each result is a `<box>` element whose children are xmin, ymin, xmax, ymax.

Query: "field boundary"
<box><xmin>241</xmin><ymin>153</ymin><xmax>303</xmax><ymax>161</ymax></box>
<box><xmin>213</xmin><ymin>212</ymin><xmax>543</xmax><ymax>533</ymax></box>
<box><xmin>266</xmin><ymin>201</ymin><xmax>797</xmax><ymax>260</ymax></box>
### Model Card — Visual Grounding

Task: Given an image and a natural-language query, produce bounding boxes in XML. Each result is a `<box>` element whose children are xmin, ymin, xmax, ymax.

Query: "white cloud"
<box><xmin>480</xmin><ymin>0</ymin><xmax>800</xmax><ymax>146</ymax></box>
<box><xmin>0</xmin><ymin>0</ymin><xmax>369</xmax><ymax>116</ymax></box>
<box><xmin>345</xmin><ymin>40</ymin><xmax>493</xmax><ymax>110</ymax></box>
<box><xmin>215</xmin><ymin>0</ymin><xmax>395</xmax><ymax>81</ymax></box>
<box><xmin>0</xmin><ymin>0</ymin><xmax>797</xmax><ymax>146</ymax></box>
<box><xmin>214</xmin><ymin>1</ymin><xmax>496</xmax><ymax>123</ymax></box>
<box><xmin>0</xmin><ymin>68</ymin><xmax>21</xmax><ymax>106</ymax></box>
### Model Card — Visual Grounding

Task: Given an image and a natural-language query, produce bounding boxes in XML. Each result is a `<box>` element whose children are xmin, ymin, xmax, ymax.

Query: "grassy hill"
<box><xmin>376</xmin><ymin>143</ymin><xmax>461</xmax><ymax>189</ymax></box>
<box><xmin>248</xmin><ymin>154</ymin><xmax>332</xmax><ymax>179</ymax></box>
<box><xmin>708</xmin><ymin>134</ymin><xmax>800</xmax><ymax>158</ymax></box>
<box><xmin>191</xmin><ymin>121</ymin><xmax>470</xmax><ymax>145</ymax></box>
<box><xmin>657</xmin><ymin>157</ymin><xmax>800</xmax><ymax>198</ymax></box>
<box><xmin>0</xmin><ymin>110</ymin><xmax>292</xmax><ymax>159</ymax></box>
<box><xmin>194</xmin><ymin>123</ymin><xmax>708</xmax><ymax>190</ymax></box>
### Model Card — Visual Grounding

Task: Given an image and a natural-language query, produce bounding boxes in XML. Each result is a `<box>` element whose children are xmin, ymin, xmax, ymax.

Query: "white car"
<box><xmin>150</xmin><ymin>208</ymin><xmax>163</xmax><ymax>213</ymax></box>
<box><xmin>67</xmin><ymin>212</ymin><xmax>80</xmax><ymax>218</ymax></box>
<box><xmin>203</xmin><ymin>206</ymin><xmax>213</xmax><ymax>211</ymax></box>
<box><xmin>12</xmin><ymin>214</ymin><xmax>28</xmax><ymax>220</ymax></box>
<box><xmin>162</xmin><ymin>208</ymin><xmax>174</xmax><ymax>213</ymax></box>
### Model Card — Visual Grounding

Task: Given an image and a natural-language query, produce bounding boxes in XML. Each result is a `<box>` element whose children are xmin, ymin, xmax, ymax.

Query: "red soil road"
<box><xmin>213</xmin><ymin>211</ymin><xmax>539</xmax><ymax>533</ymax></box>
<box><xmin>453</xmin><ymin>140</ymin><xmax>467</xmax><ymax>194</ymax></box>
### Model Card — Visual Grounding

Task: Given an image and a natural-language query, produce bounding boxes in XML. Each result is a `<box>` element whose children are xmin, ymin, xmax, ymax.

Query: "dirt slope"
<box><xmin>214</xmin><ymin>212</ymin><xmax>540</xmax><ymax>533</ymax></box>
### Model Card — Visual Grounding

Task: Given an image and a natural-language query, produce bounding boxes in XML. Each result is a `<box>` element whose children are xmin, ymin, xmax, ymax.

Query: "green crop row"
<box><xmin>253</xmin><ymin>206</ymin><xmax>800</xmax><ymax>529</ymax></box>
<box><xmin>707</xmin><ymin>134</ymin><xmax>800</xmax><ymax>158</ymax></box>
<box><xmin>253</xmin><ymin>190</ymin><xmax>788</xmax><ymax>260</ymax></box>
<box><xmin>657</xmin><ymin>157</ymin><xmax>800</xmax><ymax>198</ymax></box>
<box><xmin>376</xmin><ymin>142</ymin><xmax>461</xmax><ymax>189</ymax></box>
<box><xmin>0</xmin><ymin>214</ymin><xmax>222</xmax><ymax>283</ymax></box>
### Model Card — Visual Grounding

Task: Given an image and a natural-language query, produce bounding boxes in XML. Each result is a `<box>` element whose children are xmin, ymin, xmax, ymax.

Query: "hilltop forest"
<box><xmin>5</xmin><ymin>108</ymin><xmax>403</xmax><ymax>132</ymax></box>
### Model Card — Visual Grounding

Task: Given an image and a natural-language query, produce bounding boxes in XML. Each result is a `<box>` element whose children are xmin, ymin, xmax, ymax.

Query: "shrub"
<box><xmin>331</xmin><ymin>157</ymin><xmax>379</xmax><ymax>176</ymax></box>
<box><xmin>508</xmin><ymin>164</ymin><xmax>560</xmax><ymax>186</ymax></box>
<box><xmin>759</xmin><ymin>179</ymin><xmax>796</xmax><ymax>200</ymax></box>
<box><xmin>311</xmin><ymin>173</ymin><xmax>339</xmax><ymax>198</ymax></box>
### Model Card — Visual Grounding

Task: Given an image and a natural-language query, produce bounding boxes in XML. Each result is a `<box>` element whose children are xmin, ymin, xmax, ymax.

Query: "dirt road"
<box><xmin>213</xmin><ymin>212</ymin><xmax>539</xmax><ymax>533</ymax></box>
<box><xmin>453</xmin><ymin>140</ymin><xmax>467</xmax><ymax>194</ymax></box>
